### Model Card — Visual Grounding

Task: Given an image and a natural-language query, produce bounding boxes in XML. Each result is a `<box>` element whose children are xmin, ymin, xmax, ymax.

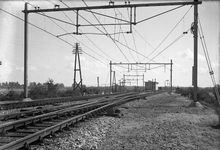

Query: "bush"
<box><xmin>0</xmin><ymin>89</ymin><xmax>21</xmax><ymax>101</ymax></box>
<box><xmin>29</xmin><ymin>86</ymin><xmax>47</xmax><ymax>99</ymax></box>
<box><xmin>181</xmin><ymin>87</ymin><xmax>193</xmax><ymax>98</ymax></box>
<box><xmin>179</xmin><ymin>87</ymin><xmax>218</xmax><ymax>106</ymax></box>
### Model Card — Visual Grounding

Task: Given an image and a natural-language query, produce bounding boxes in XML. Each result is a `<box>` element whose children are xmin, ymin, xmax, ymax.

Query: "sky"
<box><xmin>0</xmin><ymin>0</ymin><xmax>219</xmax><ymax>88</ymax></box>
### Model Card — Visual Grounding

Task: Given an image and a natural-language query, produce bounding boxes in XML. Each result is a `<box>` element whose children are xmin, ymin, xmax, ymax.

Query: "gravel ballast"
<box><xmin>30</xmin><ymin>92</ymin><xmax>220</xmax><ymax>150</ymax></box>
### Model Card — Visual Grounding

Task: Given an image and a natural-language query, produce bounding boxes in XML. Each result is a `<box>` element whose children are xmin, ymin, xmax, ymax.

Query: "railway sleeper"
<box><xmin>16</xmin><ymin>129</ymin><xmax>36</xmax><ymax>134</ymax></box>
<box><xmin>0</xmin><ymin>138</ymin><xmax>14</xmax><ymax>143</ymax></box>
<box><xmin>6</xmin><ymin>132</ymin><xmax>30</xmax><ymax>137</ymax></box>
<box><xmin>26</xmin><ymin>126</ymin><xmax>44</xmax><ymax>130</ymax></box>
<box><xmin>34</xmin><ymin>123</ymin><xmax>52</xmax><ymax>128</ymax></box>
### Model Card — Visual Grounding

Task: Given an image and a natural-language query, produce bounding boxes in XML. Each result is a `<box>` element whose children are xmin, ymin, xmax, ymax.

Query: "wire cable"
<box><xmin>142</xmin><ymin>5</ymin><xmax>192</xmax><ymax>62</ymax></box>
<box><xmin>198</xmin><ymin>16</ymin><xmax>220</xmax><ymax>105</ymax></box>
<box><xmin>0</xmin><ymin>7</ymin><xmax>112</xmax><ymax>70</ymax></box>
<box><xmin>58</xmin><ymin>0</ymin><xmax>120</xmax><ymax>62</ymax></box>
<box><xmin>147</xmin><ymin>27</ymin><xmax>190</xmax><ymax>63</ymax></box>
<box><xmin>136</xmin><ymin>5</ymin><xmax>184</xmax><ymax>24</ymax></box>
<box><xmin>82</xmin><ymin>0</ymin><xmax>130</xmax><ymax>62</ymax></box>
<box><xmin>36</xmin><ymin>12</ymin><xmax>115</xmax><ymax>65</ymax></box>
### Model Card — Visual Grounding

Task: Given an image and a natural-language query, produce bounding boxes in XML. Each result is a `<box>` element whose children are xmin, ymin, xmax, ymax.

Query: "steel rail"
<box><xmin>0</xmin><ymin>92</ymin><xmax>134</xmax><ymax>121</ymax></box>
<box><xmin>0</xmin><ymin>93</ymin><xmax>134</xmax><ymax>132</ymax></box>
<box><xmin>0</xmin><ymin>100</ymin><xmax>92</xmax><ymax>121</ymax></box>
<box><xmin>0</xmin><ymin>93</ymin><xmax>120</xmax><ymax>110</ymax></box>
<box><xmin>0</xmin><ymin>92</ymin><xmax>156</xmax><ymax>150</ymax></box>
<box><xmin>0</xmin><ymin>101</ymin><xmax>107</xmax><ymax>136</ymax></box>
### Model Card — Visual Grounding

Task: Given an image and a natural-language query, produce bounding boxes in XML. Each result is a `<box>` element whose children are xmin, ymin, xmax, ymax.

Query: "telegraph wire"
<box><xmin>46</xmin><ymin>0</ymin><xmax>57</xmax><ymax>6</ymax></box>
<box><xmin>136</xmin><ymin>5</ymin><xmax>185</xmax><ymax>24</ymax></box>
<box><xmin>115</xmin><ymin>8</ymin><xmax>136</xmax><ymax>62</ymax></box>
<box><xmin>0</xmin><ymin>4</ymin><xmax>124</xmax><ymax>81</ymax></box>
<box><xmin>82</xmin><ymin>0</ymin><xmax>130</xmax><ymax>62</ymax></box>
<box><xmin>147</xmin><ymin>27</ymin><xmax>190</xmax><ymax>63</ymax></box>
<box><xmin>198</xmin><ymin>17</ymin><xmax>217</xmax><ymax>85</ymax></box>
<box><xmin>117</xmin><ymin>7</ymin><xmax>153</xmax><ymax>61</ymax></box>
<box><xmin>54</xmin><ymin>2</ymin><xmax>124</xmax><ymax>78</ymax></box>
<box><xmin>35</xmin><ymin>12</ymin><xmax>115</xmax><ymax>65</ymax></box>
<box><xmin>131</xmin><ymin>31</ymin><xmax>140</xmax><ymax>62</ymax></box>
<box><xmin>60</xmin><ymin>0</ymin><xmax>141</xmax><ymax>63</ymax></box>
<box><xmin>198</xmin><ymin>16</ymin><xmax>220</xmax><ymax>104</ymax></box>
<box><xmin>120</xmin><ymin>26</ymin><xmax>137</xmax><ymax>62</ymax></box>
<box><xmin>35</xmin><ymin>12</ymin><xmax>77</xmax><ymax>26</ymax></box>
<box><xmin>83</xmin><ymin>10</ymin><xmax>130</xmax><ymax>23</ymax></box>
<box><xmin>58</xmin><ymin>0</ymin><xmax>120</xmax><ymax>62</ymax></box>
<box><xmin>0</xmin><ymin>7</ymin><xmax>118</xmax><ymax>74</ymax></box>
<box><xmin>143</xmin><ymin>5</ymin><xmax>193</xmax><ymax>62</ymax></box>
<box><xmin>36</xmin><ymin>12</ymin><xmax>113</xmax><ymax>62</ymax></box>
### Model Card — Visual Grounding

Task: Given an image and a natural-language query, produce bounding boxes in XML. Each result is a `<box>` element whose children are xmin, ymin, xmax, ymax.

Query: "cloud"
<box><xmin>181</xmin><ymin>68</ymin><xmax>191</xmax><ymax>74</ymax></box>
<box><xmin>65</xmin><ymin>63</ymin><xmax>74</xmax><ymax>71</ymax></box>
<box><xmin>198</xmin><ymin>67</ymin><xmax>208</xmax><ymax>75</ymax></box>
<box><xmin>0</xmin><ymin>62</ymin><xmax>12</xmax><ymax>81</ymax></box>
<box><xmin>64</xmin><ymin>56</ymin><xmax>73</xmax><ymax>61</ymax></box>
<box><xmin>0</xmin><ymin>14</ymin><xmax>16</xmax><ymax>81</ymax></box>
<box><xmin>95</xmin><ymin>61</ymin><xmax>107</xmax><ymax>68</ymax></box>
<box><xmin>45</xmin><ymin>65</ymin><xmax>51</xmax><ymax>69</ymax></box>
<box><xmin>16</xmin><ymin>66</ymin><xmax>37</xmax><ymax>71</ymax></box>
<box><xmin>178</xmin><ymin>48</ymin><xmax>205</xmax><ymax>62</ymax></box>
<box><xmin>181</xmin><ymin>67</ymin><xmax>209</xmax><ymax>75</ymax></box>
<box><xmin>174</xmin><ymin>63</ymin><xmax>182</xmax><ymax>68</ymax></box>
<box><xmin>211</xmin><ymin>62</ymin><xmax>219</xmax><ymax>68</ymax></box>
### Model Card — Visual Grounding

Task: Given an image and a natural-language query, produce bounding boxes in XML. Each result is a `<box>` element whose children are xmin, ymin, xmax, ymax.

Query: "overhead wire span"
<box><xmin>82</xmin><ymin>0</ymin><xmax>130</xmax><ymax>62</ymax></box>
<box><xmin>147</xmin><ymin>27</ymin><xmax>190</xmax><ymax>63</ymax></box>
<box><xmin>0</xmin><ymin>7</ymin><xmax>113</xmax><ymax>72</ymax></box>
<box><xmin>117</xmin><ymin>7</ymin><xmax>157</xmax><ymax>62</ymax></box>
<box><xmin>36</xmin><ymin>12</ymin><xmax>116</xmax><ymax>65</ymax></box>
<box><xmin>120</xmin><ymin>26</ymin><xmax>137</xmax><ymax>62</ymax></box>
<box><xmin>59</xmin><ymin>0</ymin><xmax>142</xmax><ymax>63</ymax></box>
<box><xmin>1</xmin><ymin>2</ymin><xmax>125</xmax><ymax>81</ymax></box>
<box><xmin>142</xmin><ymin>5</ymin><xmax>193</xmax><ymax>62</ymax></box>
<box><xmin>131</xmin><ymin>31</ymin><xmax>140</xmax><ymax>62</ymax></box>
<box><xmin>136</xmin><ymin>5</ymin><xmax>184</xmax><ymax>24</ymax></box>
<box><xmin>57</xmin><ymin>31</ymin><xmax>131</xmax><ymax>36</ymax></box>
<box><xmin>58</xmin><ymin>0</ymin><xmax>120</xmax><ymax>62</ymax></box>
<box><xmin>36</xmin><ymin>12</ymin><xmax>77</xmax><ymax>26</ymax></box>
<box><xmin>84</xmin><ymin>9</ymin><xmax>130</xmax><ymax>23</ymax></box>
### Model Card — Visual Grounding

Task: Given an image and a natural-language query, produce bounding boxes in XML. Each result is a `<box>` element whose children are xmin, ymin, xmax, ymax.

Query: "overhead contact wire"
<box><xmin>143</xmin><ymin>5</ymin><xmax>193</xmax><ymax>62</ymax></box>
<box><xmin>82</xmin><ymin>0</ymin><xmax>130</xmax><ymax>62</ymax></box>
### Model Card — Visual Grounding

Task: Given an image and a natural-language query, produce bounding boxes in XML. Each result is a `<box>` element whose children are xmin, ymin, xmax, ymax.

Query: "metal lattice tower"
<box><xmin>72</xmin><ymin>43</ymin><xmax>83</xmax><ymax>95</ymax></box>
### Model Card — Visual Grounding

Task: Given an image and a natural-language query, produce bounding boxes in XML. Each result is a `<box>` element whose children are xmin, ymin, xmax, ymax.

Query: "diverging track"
<box><xmin>0</xmin><ymin>92</ymin><xmax>157</xmax><ymax>150</ymax></box>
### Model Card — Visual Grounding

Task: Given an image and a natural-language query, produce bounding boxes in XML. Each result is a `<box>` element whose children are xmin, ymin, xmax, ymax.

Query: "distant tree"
<box><xmin>29</xmin><ymin>82</ymin><xmax>37</xmax><ymax>89</ymax></box>
<box><xmin>2</xmin><ymin>82</ymin><xmax>9</xmax><ymax>88</ymax></box>
<box><xmin>45</xmin><ymin>78</ymin><xmax>58</xmax><ymax>97</ymax></box>
<box><xmin>57</xmin><ymin>83</ymin><xmax>65</xmax><ymax>90</ymax></box>
<box><xmin>29</xmin><ymin>84</ymin><xmax>47</xmax><ymax>99</ymax></box>
<box><xmin>36</xmin><ymin>82</ymin><xmax>43</xmax><ymax>87</ymax></box>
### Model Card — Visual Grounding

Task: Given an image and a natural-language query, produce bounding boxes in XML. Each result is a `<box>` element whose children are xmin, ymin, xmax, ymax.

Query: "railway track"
<box><xmin>0</xmin><ymin>93</ymin><xmax>133</xmax><ymax>122</ymax></box>
<box><xmin>0</xmin><ymin>93</ymin><xmax>120</xmax><ymax>110</ymax></box>
<box><xmin>0</xmin><ymin>92</ymin><xmax>156</xmax><ymax>150</ymax></box>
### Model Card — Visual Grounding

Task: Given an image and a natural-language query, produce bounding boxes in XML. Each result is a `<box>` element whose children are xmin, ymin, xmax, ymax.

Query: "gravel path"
<box><xmin>30</xmin><ymin>92</ymin><xmax>220</xmax><ymax>150</ymax></box>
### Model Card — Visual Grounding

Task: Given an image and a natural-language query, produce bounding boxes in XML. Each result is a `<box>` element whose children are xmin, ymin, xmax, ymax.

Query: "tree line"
<box><xmin>0</xmin><ymin>81</ymin><xmax>65</xmax><ymax>90</ymax></box>
<box><xmin>0</xmin><ymin>82</ymin><xmax>22</xmax><ymax>89</ymax></box>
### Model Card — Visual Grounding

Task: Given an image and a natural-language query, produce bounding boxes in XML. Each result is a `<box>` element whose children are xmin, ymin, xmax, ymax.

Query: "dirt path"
<box><xmin>99</xmin><ymin>93</ymin><xmax>220</xmax><ymax>150</ymax></box>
